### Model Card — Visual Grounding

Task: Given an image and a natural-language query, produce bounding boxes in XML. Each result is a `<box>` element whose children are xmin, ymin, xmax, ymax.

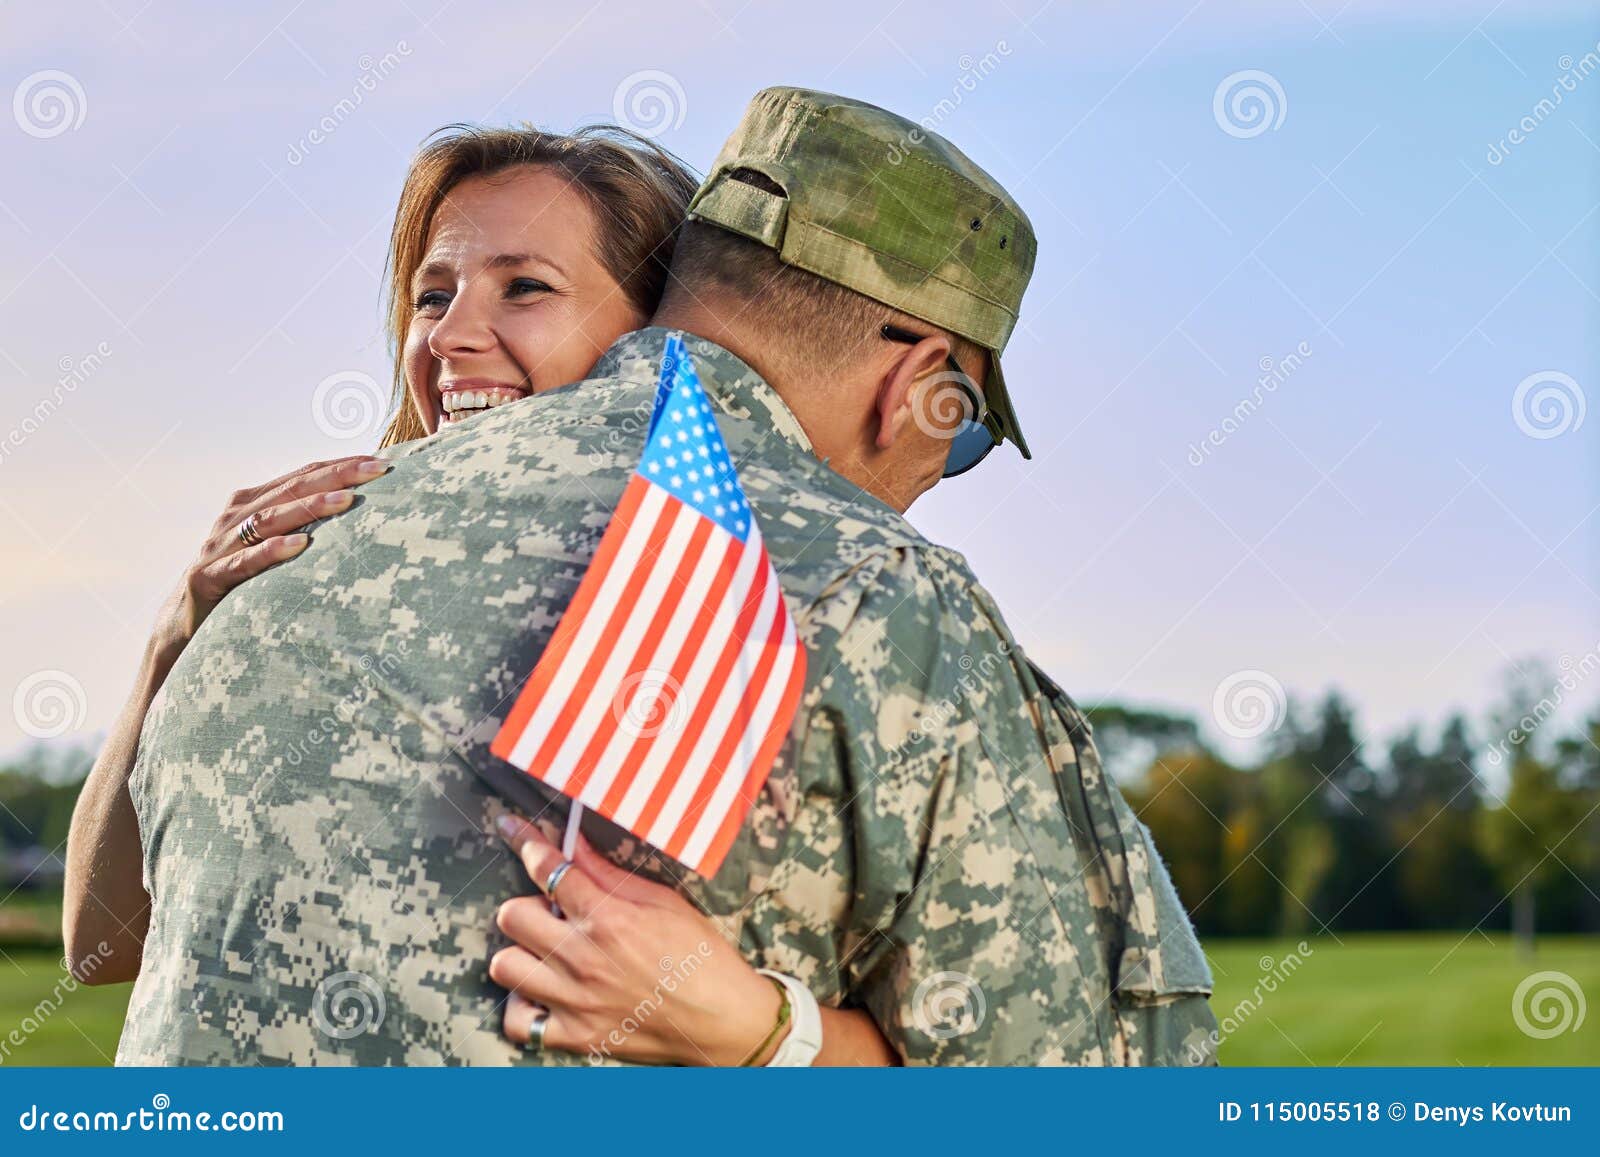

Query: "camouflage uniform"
<box><xmin>119</xmin><ymin>88</ymin><xmax>1216</xmax><ymax>1065</ymax></box>
<box><xmin>119</xmin><ymin>329</ymin><xmax>1214</xmax><ymax>1066</ymax></box>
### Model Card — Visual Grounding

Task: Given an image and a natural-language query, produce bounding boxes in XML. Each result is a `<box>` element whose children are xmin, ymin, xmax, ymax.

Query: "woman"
<box><xmin>63</xmin><ymin>123</ymin><xmax>894</xmax><ymax>1066</ymax></box>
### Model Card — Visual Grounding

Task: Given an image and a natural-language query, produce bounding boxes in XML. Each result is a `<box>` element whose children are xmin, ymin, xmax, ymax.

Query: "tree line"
<box><xmin>4</xmin><ymin>663</ymin><xmax>1598</xmax><ymax>942</ymax></box>
<box><xmin>1099</xmin><ymin>665</ymin><xmax>1599</xmax><ymax>942</ymax></box>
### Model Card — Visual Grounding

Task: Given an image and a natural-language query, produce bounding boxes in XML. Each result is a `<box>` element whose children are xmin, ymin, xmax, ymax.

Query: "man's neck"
<box><xmin>649</xmin><ymin>301</ymin><xmax>915</xmax><ymax>513</ymax></box>
<box><xmin>650</xmin><ymin>301</ymin><xmax>786</xmax><ymax>399</ymax></box>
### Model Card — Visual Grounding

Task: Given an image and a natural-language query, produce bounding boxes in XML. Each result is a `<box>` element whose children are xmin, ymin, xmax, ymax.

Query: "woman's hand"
<box><xmin>491</xmin><ymin>815</ymin><xmax>786</xmax><ymax>1066</ymax></box>
<box><xmin>62</xmin><ymin>452</ymin><xmax>389</xmax><ymax>984</ymax></box>
<box><xmin>150</xmin><ymin>455</ymin><xmax>390</xmax><ymax>660</ymax></box>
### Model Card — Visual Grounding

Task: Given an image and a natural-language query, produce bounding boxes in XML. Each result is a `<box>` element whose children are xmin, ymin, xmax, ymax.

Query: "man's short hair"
<box><xmin>664</xmin><ymin>169</ymin><xmax>984</xmax><ymax>381</ymax></box>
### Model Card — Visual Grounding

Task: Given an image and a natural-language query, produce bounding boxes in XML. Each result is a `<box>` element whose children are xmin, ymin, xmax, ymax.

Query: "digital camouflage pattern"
<box><xmin>119</xmin><ymin>327</ymin><xmax>1215</xmax><ymax>1066</ymax></box>
<box><xmin>689</xmin><ymin>86</ymin><xmax>1037</xmax><ymax>457</ymax></box>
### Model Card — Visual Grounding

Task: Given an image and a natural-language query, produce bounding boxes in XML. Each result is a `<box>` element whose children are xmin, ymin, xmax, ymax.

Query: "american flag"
<box><xmin>490</xmin><ymin>335</ymin><xmax>807</xmax><ymax>877</ymax></box>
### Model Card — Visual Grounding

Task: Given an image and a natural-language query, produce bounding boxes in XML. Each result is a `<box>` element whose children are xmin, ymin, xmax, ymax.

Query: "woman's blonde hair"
<box><xmin>378</xmin><ymin>124</ymin><xmax>699</xmax><ymax>447</ymax></box>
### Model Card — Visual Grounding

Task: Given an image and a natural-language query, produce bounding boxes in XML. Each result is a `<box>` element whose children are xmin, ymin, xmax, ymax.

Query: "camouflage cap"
<box><xmin>687</xmin><ymin>86</ymin><xmax>1037</xmax><ymax>458</ymax></box>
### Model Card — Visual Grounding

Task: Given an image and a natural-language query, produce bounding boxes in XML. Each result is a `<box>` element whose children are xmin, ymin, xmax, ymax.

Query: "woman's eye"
<box><xmin>506</xmin><ymin>278</ymin><xmax>552</xmax><ymax>299</ymax></box>
<box><xmin>414</xmin><ymin>289</ymin><xmax>450</xmax><ymax>312</ymax></box>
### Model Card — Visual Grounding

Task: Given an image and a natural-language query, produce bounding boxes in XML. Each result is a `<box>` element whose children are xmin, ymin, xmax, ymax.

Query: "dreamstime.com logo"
<box><xmin>13</xmin><ymin>70</ymin><xmax>86</xmax><ymax>138</ymax></box>
<box><xmin>311</xmin><ymin>370</ymin><xmax>388</xmax><ymax>441</ymax></box>
<box><xmin>882</xmin><ymin>641</ymin><xmax>1014</xmax><ymax>768</ymax></box>
<box><xmin>1483</xmin><ymin>644</ymin><xmax>1600</xmax><ymax>768</ymax></box>
<box><xmin>585</xmin><ymin>391</ymin><xmax>661</xmax><ymax>469</ymax></box>
<box><xmin>1213</xmin><ymin>70</ymin><xmax>1287</xmax><ymax>139</ymax></box>
<box><xmin>17</xmin><ymin>1094</ymin><xmax>284</xmax><ymax>1134</ymax></box>
<box><xmin>286</xmin><ymin>41</ymin><xmax>412</xmax><ymax>165</ymax></box>
<box><xmin>0</xmin><ymin>340</ymin><xmax>113</xmax><ymax>470</ymax></box>
<box><xmin>12</xmin><ymin>669</ymin><xmax>87</xmax><ymax>740</ymax></box>
<box><xmin>1511</xmin><ymin>971</ymin><xmax>1586</xmax><ymax>1039</ymax></box>
<box><xmin>886</xmin><ymin>41</ymin><xmax>1013</xmax><ymax>163</ymax></box>
<box><xmin>1187</xmin><ymin>941</ymin><xmax>1314</xmax><ymax>1065</ymax></box>
<box><xmin>311</xmin><ymin>971</ymin><xmax>386</xmax><ymax>1040</ymax></box>
<box><xmin>612</xmin><ymin>70</ymin><xmax>686</xmax><ymax>139</ymax></box>
<box><xmin>612</xmin><ymin>669</ymin><xmax>687</xmax><ymax>739</ymax></box>
<box><xmin>1486</xmin><ymin>42</ymin><xmax>1600</xmax><ymax>165</ymax></box>
<box><xmin>1211</xmin><ymin>669</ymin><xmax>1287</xmax><ymax>741</ymax></box>
<box><xmin>910</xmin><ymin>370</ymin><xmax>979</xmax><ymax>442</ymax></box>
<box><xmin>0</xmin><ymin>943</ymin><xmax>113</xmax><ymax>1065</ymax></box>
<box><xmin>274</xmin><ymin>640</ymin><xmax>410</xmax><ymax>776</ymax></box>
<box><xmin>1187</xmin><ymin>341</ymin><xmax>1313</xmax><ymax>466</ymax></box>
<box><xmin>1512</xmin><ymin>370</ymin><xmax>1585</xmax><ymax>439</ymax></box>
<box><xmin>588</xmin><ymin>942</ymin><xmax>713</xmax><ymax>1063</ymax></box>
<box><xmin>912</xmin><ymin>971</ymin><xmax>987</xmax><ymax>1040</ymax></box>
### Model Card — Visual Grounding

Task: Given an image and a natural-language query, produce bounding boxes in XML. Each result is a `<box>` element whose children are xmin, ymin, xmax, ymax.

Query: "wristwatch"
<box><xmin>756</xmin><ymin>969</ymin><xmax>823</xmax><ymax>1066</ymax></box>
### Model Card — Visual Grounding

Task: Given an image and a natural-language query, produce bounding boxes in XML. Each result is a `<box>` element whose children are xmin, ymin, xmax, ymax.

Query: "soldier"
<box><xmin>114</xmin><ymin>87</ymin><xmax>1216</xmax><ymax>1065</ymax></box>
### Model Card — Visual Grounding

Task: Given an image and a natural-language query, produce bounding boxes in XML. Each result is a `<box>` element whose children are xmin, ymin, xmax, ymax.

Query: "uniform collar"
<box><xmin>591</xmin><ymin>326</ymin><xmax>816</xmax><ymax>458</ymax></box>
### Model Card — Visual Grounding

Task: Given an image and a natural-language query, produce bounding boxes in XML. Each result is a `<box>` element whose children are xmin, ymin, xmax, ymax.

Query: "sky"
<box><xmin>0</xmin><ymin>0</ymin><xmax>1596</xmax><ymax>769</ymax></box>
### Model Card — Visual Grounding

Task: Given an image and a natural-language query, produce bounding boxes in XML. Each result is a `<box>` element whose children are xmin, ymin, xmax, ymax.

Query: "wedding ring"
<box><xmin>237</xmin><ymin>512</ymin><xmax>264</xmax><ymax>547</ymax></box>
<box><xmin>543</xmin><ymin>859</ymin><xmax>575</xmax><ymax>900</ymax></box>
<box><xmin>524</xmin><ymin>1006</ymin><xmax>550</xmax><ymax>1053</ymax></box>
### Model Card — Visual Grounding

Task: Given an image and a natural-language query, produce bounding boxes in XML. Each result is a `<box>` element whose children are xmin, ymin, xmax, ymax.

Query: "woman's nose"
<box><xmin>428</xmin><ymin>289</ymin><xmax>495</xmax><ymax>359</ymax></box>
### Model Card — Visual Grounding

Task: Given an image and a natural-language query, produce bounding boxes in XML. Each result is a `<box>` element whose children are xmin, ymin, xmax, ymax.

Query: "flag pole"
<box><xmin>562</xmin><ymin>801</ymin><xmax>583</xmax><ymax>859</ymax></box>
<box><xmin>552</xmin><ymin>801</ymin><xmax>583</xmax><ymax>919</ymax></box>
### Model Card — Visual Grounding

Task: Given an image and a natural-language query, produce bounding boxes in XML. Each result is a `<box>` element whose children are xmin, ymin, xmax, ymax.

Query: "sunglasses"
<box><xmin>879</xmin><ymin>323</ymin><xmax>998</xmax><ymax>478</ymax></box>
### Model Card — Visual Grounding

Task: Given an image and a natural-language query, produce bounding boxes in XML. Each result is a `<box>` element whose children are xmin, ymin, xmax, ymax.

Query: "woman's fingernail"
<box><xmin>323</xmin><ymin>489</ymin><xmax>353</xmax><ymax>507</ymax></box>
<box><xmin>356</xmin><ymin>459</ymin><xmax>390</xmax><ymax>478</ymax></box>
<box><xmin>283</xmin><ymin>533</ymin><xmax>310</xmax><ymax>552</ymax></box>
<box><xmin>496</xmin><ymin>814</ymin><xmax>521</xmax><ymax>841</ymax></box>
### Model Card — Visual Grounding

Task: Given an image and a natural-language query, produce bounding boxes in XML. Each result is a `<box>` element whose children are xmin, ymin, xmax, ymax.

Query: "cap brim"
<box><xmin>985</xmin><ymin>357</ymin><xmax>1031</xmax><ymax>460</ymax></box>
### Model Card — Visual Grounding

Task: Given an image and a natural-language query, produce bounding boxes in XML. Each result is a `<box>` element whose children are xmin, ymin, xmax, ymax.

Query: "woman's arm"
<box><xmin>62</xmin><ymin>635</ymin><xmax>178</xmax><ymax>982</ymax></box>
<box><xmin>501</xmin><ymin>988</ymin><xmax>895</xmax><ymax>1065</ymax></box>
<box><xmin>491</xmin><ymin>816</ymin><xmax>899</xmax><ymax>1065</ymax></box>
<box><xmin>62</xmin><ymin>455</ymin><xmax>390</xmax><ymax>983</ymax></box>
<box><xmin>814</xmin><ymin>1004</ymin><xmax>898</xmax><ymax>1065</ymax></box>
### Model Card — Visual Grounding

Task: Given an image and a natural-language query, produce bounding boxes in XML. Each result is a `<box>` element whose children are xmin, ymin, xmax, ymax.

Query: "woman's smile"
<box><xmin>437</xmin><ymin>379</ymin><xmax>530</xmax><ymax>425</ymax></box>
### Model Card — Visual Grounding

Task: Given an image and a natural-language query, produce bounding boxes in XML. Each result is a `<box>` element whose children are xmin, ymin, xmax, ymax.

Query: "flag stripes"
<box><xmin>491</xmin><ymin>336</ymin><xmax>807</xmax><ymax>877</ymax></box>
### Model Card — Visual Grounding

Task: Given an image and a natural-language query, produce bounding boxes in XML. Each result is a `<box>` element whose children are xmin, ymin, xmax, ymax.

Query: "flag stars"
<box><xmin>642</xmin><ymin>344</ymin><xmax>759</xmax><ymax>543</ymax></box>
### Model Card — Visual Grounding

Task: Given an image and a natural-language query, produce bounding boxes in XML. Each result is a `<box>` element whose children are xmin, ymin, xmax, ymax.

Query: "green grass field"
<box><xmin>1208</xmin><ymin>934</ymin><xmax>1597</xmax><ymax>1065</ymax></box>
<box><xmin>0</xmin><ymin>946</ymin><xmax>131</xmax><ymax>1065</ymax></box>
<box><xmin>0</xmin><ymin>931</ymin><xmax>1594</xmax><ymax>1065</ymax></box>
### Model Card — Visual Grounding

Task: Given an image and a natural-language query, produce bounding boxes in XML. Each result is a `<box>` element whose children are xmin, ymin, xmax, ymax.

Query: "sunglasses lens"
<box><xmin>943</xmin><ymin>422</ymin><xmax>997</xmax><ymax>477</ymax></box>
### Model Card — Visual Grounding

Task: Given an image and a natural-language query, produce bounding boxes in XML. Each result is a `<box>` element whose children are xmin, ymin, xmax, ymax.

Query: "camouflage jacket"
<box><xmin>119</xmin><ymin>327</ymin><xmax>1216</xmax><ymax>1066</ymax></box>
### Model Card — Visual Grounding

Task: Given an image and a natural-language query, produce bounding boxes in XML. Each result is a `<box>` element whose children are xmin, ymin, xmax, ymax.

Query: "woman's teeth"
<box><xmin>440</xmin><ymin>387</ymin><xmax>525</xmax><ymax>423</ymax></box>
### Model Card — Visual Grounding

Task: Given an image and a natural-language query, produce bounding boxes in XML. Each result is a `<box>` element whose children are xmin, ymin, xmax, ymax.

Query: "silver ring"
<box><xmin>237</xmin><ymin>512</ymin><xmax>263</xmax><ymax>547</ymax></box>
<box><xmin>524</xmin><ymin>1006</ymin><xmax>550</xmax><ymax>1053</ymax></box>
<box><xmin>542</xmin><ymin>859</ymin><xmax>575</xmax><ymax>900</ymax></box>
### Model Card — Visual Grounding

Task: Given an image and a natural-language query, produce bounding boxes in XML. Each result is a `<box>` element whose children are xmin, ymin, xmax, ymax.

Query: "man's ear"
<box><xmin>873</xmin><ymin>334</ymin><xmax>952</xmax><ymax>451</ymax></box>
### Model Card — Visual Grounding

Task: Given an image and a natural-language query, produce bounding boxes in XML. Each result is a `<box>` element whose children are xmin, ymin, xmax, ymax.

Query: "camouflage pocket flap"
<box><xmin>1116</xmin><ymin>819</ymin><xmax>1213</xmax><ymax>1002</ymax></box>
